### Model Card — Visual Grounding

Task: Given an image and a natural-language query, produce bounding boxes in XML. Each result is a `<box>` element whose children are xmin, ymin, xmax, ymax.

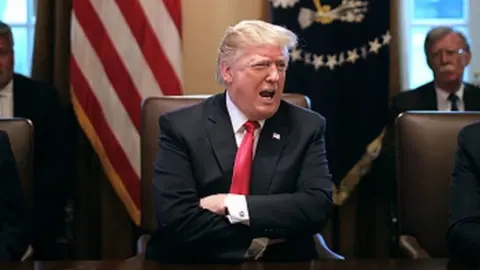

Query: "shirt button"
<box><xmin>239</xmin><ymin>211</ymin><xmax>245</xmax><ymax>217</ymax></box>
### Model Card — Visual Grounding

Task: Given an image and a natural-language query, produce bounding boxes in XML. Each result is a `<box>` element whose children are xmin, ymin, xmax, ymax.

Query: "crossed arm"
<box><xmin>153</xmin><ymin>114</ymin><xmax>333</xmax><ymax>247</ymax></box>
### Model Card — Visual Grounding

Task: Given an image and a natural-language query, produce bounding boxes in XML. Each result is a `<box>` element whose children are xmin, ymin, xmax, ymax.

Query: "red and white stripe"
<box><xmin>70</xmin><ymin>0</ymin><xmax>182</xmax><ymax>224</ymax></box>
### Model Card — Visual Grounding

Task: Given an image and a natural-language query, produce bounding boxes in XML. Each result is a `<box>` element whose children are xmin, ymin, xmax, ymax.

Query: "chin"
<box><xmin>255</xmin><ymin>105</ymin><xmax>279</xmax><ymax>120</ymax></box>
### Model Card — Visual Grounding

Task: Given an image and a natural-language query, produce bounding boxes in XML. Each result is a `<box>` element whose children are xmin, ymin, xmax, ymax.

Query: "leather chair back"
<box><xmin>140</xmin><ymin>93</ymin><xmax>310</xmax><ymax>233</ymax></box>
<box><xmin>0</xmin><ymin>118</ymin><xmax>34</xmax><ymax>207</ymax></box>
<box><xmin>396</xmin><ymin>111</ymin><xmax>480</xmax><ymax>257</ymax></box>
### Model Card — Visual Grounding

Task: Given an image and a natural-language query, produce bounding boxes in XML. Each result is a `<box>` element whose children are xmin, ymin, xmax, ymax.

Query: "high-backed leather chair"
<box><xmin>0</xmin><ymin>118</ymin><xmax>34</xmax><ymax>260</ymax></box>
<box><xmin>137</xmin><ymin>94</ymin><xmax>342</xmax><ymax>260</ymax></box>
<box><xmin>395</xmin><ymin>111</ymin><xmax>480</xmax><ymax>258</ymax></box>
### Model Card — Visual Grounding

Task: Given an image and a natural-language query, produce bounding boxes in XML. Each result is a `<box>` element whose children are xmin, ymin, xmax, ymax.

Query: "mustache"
<box><xmin>439</xmin><ymin>64</ymin><xmax>455</xmax><ymax>72</ymax></box>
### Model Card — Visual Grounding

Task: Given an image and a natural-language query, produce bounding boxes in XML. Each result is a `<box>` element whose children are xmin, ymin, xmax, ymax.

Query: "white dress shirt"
<box><xmin>224</xmin><ymin>92</ymin><xmax>269</xmax><ymax>259</ymax></box>
<box><xmin>435</xmin><ymin>84</ymin><xmax>464</xmax><ymax>111</ymax></box>
<box><xmin>0</xmin><ymin>79</ymin><xmax>14</xmax><ymax>117</ymax></box>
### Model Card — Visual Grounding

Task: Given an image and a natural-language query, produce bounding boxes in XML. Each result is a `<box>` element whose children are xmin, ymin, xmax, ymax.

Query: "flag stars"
<box><xmin>347</xmin><ymin>49</ymin><xmax>359</xmax><ymax>63</ymax></box>
<box><xmin>313</xmin><ymin>54</ymin><xmax>324</xmax><ymax>70</ymax></box>
<box><xmin>382</xmin><ymin>31</ymin><xmax>392</xmax><ymax>45</ymax></box>
<box><xmin>304</xmin><ymin>52</ymin><xmax>312</xmax><ymax>64</ymax></box>
<box><xmin>360</xmin><ymin>46</ymin><xmax>368</xmax><ymax>58</ymax></box>
<box><xmin>326</xmin><ymin>55</ymin><xmax>337</xmax><ymax>70</ymax></box>
<box><xmin>286</xmin><ymin>30</ymin><xmax>390</xmax><ymax>70</ymax></box>
<box><xmin>338</xmin><ymin>52</ymin><xmax>345</xmax><ymax>65</ymax></box>
<box><xmin>270</xmin><ymin>0</ymin><xmax>299</xmax><ymax>9</ymax></box>
<box><xmin>369</xmin><ymin>38</ymin><xmax>381</xmax><ymax>54</ymax></box>
<box><xmin>290</xmin><ymin>47</ymin><xmax>302</xmax><ymax>61</ymax></box>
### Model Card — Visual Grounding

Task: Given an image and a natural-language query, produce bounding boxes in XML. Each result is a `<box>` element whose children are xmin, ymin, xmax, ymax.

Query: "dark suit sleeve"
<box><xmin>30</xmin><ymin>83</ymin><xmax>69</xmax><ymax>258</ymax></box>
<box><xmin>152</xmin><ymin>115</ymin><xmax>252</xmax><ymax>247</ymax></box>
<box><xmin>246</xmin><ymin>117</ymin><xmax>333</xmax><ymax>238</ymax></box>
<box><xmin>447</xmin><ymin>127</ymin><xmax>480</xmax><ymax>265</ymax></box>
<box><xmin>36</xmin><ymin>84</ymin><xmax>68</xmax><ymax>183</ymax></box>
<box><xmin>0</xmin><ymin>132</ymin><xmax>28</xmax><ymax>261</ymax></box>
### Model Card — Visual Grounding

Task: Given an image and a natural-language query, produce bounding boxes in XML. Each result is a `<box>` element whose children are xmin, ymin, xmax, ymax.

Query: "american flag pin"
<box><xmin>272</xmin><ymin>132</ymin><xmax>280</xmax><ymax>140</ymax></box>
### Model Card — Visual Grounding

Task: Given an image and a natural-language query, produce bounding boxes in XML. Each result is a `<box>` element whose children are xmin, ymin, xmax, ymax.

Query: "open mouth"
<box><xmin>259</xmin><ymin>90</ymin><xmax>276</xmax><ymax>99</ymax></box>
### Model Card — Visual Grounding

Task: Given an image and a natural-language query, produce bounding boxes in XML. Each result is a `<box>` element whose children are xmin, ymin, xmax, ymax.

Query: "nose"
<box><xmin>266</xmin><ymin>66</ymin><xmax>280</xmax><ymax>82</ymax></box>
<box><xmin>439</xmin><ymin>51</ymin><xmax>448</xmax><ymax>64</ymax></box>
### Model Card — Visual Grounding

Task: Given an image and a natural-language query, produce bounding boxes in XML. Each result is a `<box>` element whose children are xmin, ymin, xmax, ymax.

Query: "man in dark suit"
<box><xmin>0</xmin><ymin>131</ymin><xmax>28</xmax><ymax>260</ymax></box>
<box><xmin>374</xmin><ymin>26</ymin><xmax>480</xmax><ymax>252</ymax></box>
<box><xmin>145</xmin><ymin>20</ymin><xmax>333</xmax><ymax>263</ymax></box>
<box><xmin>0</xmin><ymin>21</ymin><xmax>68</xmax><ymax>259</ymax></box>
<box><xmin>390</xmin><ymin>26</ymin><xmax>480</xmax><ymax>118</ymax></box>
<box><xmin>448</xmin><ymin>122</ymin><xmax>480</xmax><ymax>266</ymax></box>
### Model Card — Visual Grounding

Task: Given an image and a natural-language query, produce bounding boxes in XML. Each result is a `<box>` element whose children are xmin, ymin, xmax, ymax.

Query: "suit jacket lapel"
<box><xmin>464</xmin><ymin>84</ymin><xmax>480</xmax><ymax>110</ymax></box>
<box><xmin>250</xmin><ymin>103</ymin><xmax>290</xmax><ymax>195</ymax></box>
<box><xmin>205</xmin><ymin>93</ymin><xmax>237</xmax><ymax>184</ymax></box>
<box><xmin>12</xmin><ymin>74</ymin><xmax>28</xmax><ymax>117</ymax></box>
<box><xmin>421</xmin><ymin>83</ymin><xmax>438</xmax><ymax>110</ymax></box>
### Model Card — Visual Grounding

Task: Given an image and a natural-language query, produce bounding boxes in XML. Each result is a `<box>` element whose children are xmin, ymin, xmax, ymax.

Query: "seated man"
<box><xmin>448</xmin><ymin>122</ymin><xmax>480</xmax><ymax>266</ymax></box>
<box><xmin>145</xmin><ymin>20</ymin><xmax>333</xmax><ymax>263</ymax></box>
<box><xmin>0</xmin><ymin>130</ymin><xmax>28</xmax><ymax>260</ymax></box>
<box><xmin>374</xmin><ymin>26</ymin><xmax>480</xmax><ymax>248</ymax></box>
<box><xmin>390</xmin><ymin>26</ymin><xmax>479</xmax><ymax>116</ymax></box>
<box><xmin>383</xmin><ymin>26</ymin><xmax>480</xmax><ymax>179</ymax></box>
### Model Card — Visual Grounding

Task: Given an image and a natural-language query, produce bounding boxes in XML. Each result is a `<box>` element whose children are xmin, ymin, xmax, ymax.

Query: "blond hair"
<box><xmin>215</xmin><ymin>20</ymin><xmax>298</xmax><ymax>85</ymax></box>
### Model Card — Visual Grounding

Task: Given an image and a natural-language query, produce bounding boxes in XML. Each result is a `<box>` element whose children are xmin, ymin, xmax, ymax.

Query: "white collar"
<box><xmin>435</xmin><ymin>83</ymin><xmax>464</xmax><ymax>101</ymax></box>
<box><xmin>225</xmin><ymin>92</ymin><xmax>265</xmax><ymax>133</ymax></box>
<box><xmin>0</xmin><ymin>79</ymin><xmax>13</xmax><ymax>97</ymax></box>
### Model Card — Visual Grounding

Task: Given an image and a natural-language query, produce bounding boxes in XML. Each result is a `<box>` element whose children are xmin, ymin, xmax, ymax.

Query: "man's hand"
<box><xmin>200</xmin><ymin>194</ymin><xmax>227</xmax><ymax>215</ymax></box>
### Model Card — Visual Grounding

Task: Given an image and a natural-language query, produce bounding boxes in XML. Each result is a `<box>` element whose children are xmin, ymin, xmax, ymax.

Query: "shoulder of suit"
<box><xmin>279</xmin><ymin>99</ymin><xmax>326</xmax><ymax>124</ymax></box>
<box><xmin>13</xmin><ymin>73</ymin><xmax>57</xmax><ymax>92</ymax></box>
<box><xmin>461</xmin><ymin>121</ymin><xmax>480</xmax><ymax>135</ymax></box>
<box><xmin>392</xmin><ymin>82</ymin><xmax>433</xmax><ymax>102</ymax></box>
<box><xmin>464</xmin><ymin>82</ymin><xmax>480</xmax><ymax>92</ymax></box>
<box><xmin>0</xmin><ymin>130</ymin><xmax>7</xmax><ymax>141</ymax></box>
<box><xmin>14</xmin><ymin>73</ymin><xmax>37</xmax><ymax>86</ymax></box>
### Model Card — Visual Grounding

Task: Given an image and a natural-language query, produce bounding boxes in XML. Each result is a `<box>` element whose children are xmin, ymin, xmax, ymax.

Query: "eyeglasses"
<box><xmin>430</xmin><ymin>49</ymin><xmax>465</xmax><ymax>60</ymax></box>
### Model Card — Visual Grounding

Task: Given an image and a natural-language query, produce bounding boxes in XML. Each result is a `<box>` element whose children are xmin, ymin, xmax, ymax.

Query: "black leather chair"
<box><xmin>395</xmin><ymin>111</ymin><xmax>480</xmax><ymax>258</ymax></box>
<box><xmin>0</xmin><ymin>118</ymin><xmax>34</xmax><ymax>261</ymax></box>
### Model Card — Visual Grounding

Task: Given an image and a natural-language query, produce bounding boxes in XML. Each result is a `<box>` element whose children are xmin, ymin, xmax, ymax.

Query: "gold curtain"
<box><xmin>30</xmin><ymin>0</ymin><xmax>72</xmax><ymax>105</ymax></box>
<box><xmin>390</xmin><ymin>0</ymin><xmax>401</xmax><ymax>99</ymax></box>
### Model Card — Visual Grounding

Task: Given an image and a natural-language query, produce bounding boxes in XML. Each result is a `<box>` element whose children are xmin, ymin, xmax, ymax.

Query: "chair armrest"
<box><xmin>314</xmin><ymin>233</ymin><xmax>345</xmax><ymax>260</ymax></box>
<box><xmin>136</xmin><ymin>234</ymin><xmax>151</xmax><ymax>255</ymax></box>
<box><xmin>21</xmin><ymin>245</ymin><xmax>33</xmax><ymax>261</ymax></box>
<box><xmin>398</xmin><ymin>234</ymin><xmax>430</xmax><ymax>259</ymax></box>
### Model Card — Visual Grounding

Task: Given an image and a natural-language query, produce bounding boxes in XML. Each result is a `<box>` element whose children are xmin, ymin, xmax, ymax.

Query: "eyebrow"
<box><xmin>249</xmin><ymin>57</ymin><xmax>287</xmax><ymax>63</ymax></box>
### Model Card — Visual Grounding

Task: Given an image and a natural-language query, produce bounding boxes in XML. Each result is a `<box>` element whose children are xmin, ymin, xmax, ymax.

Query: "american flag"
<box><xmin>70</xmin><ymin>0</ymin><xmax>183</xmax><ymax>225</ymax></box>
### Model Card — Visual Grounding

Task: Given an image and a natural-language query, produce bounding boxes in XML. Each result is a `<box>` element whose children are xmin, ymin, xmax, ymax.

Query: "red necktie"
<box><xmin>230</xmin><ymin>121</ymin><xmax>259</xmax><ymax>195</ymax></box>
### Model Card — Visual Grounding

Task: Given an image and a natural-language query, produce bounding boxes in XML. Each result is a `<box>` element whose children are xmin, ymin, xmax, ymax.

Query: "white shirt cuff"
<box><xmin>224</xmin><ymin>194</ymin><xmax>250</xmax><ymax>225</ymax></box>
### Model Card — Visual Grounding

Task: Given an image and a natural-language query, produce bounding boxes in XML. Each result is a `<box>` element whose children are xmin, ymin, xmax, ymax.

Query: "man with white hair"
<box><xmin>0</xmin><ymin>20</ymin><xmax>68</xmax><ymax>259</ymax></box>
<box><xmin>390</xmin><ymin>26</ymin><xmax>480</xmax><ymax>116</ymax></box>
<box><xmin>145</xmin><ymin>20</ymin><xmax>333</xmax><ymax>263</ymax></box>
<box><xmin>379</xmin><ymin>26</ymin><xmax>480</xmax><ymax>255</ymax></box>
